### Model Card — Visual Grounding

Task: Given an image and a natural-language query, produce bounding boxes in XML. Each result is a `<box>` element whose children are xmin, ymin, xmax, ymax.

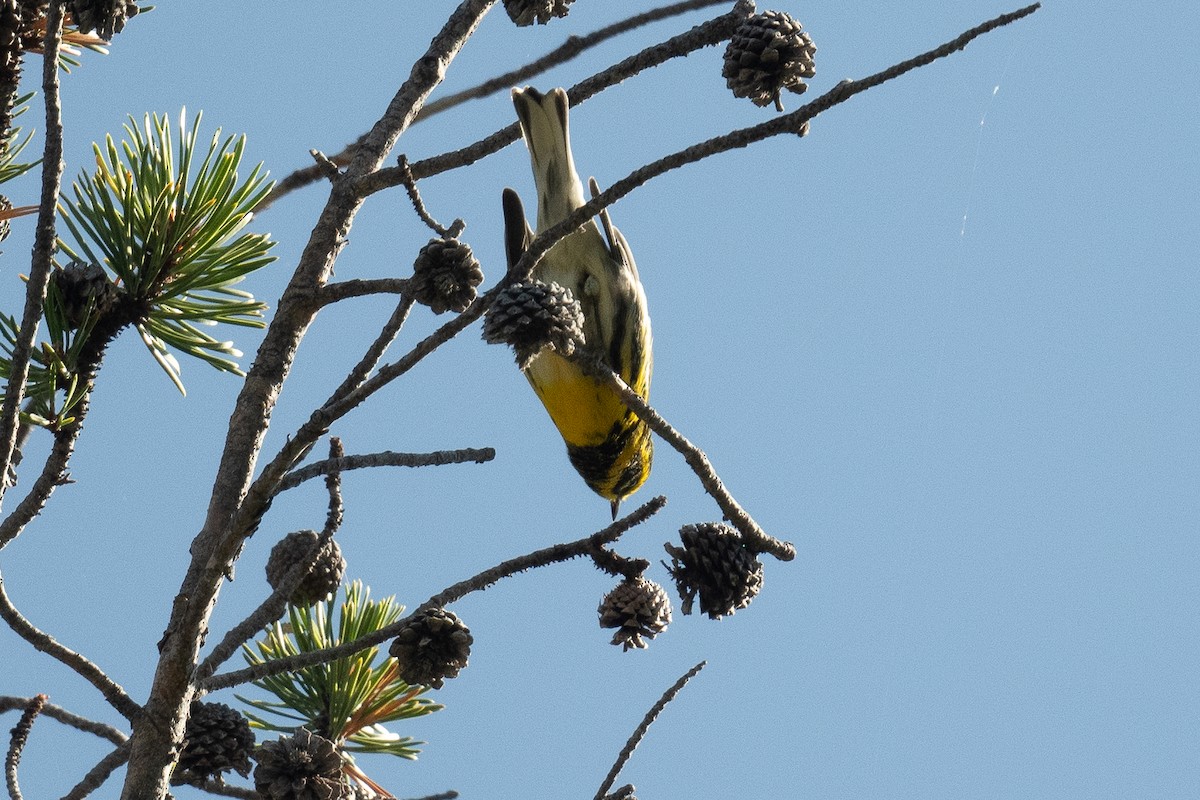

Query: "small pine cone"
<box><xmin>67</xmin><ymin>0</ymin><xmax>138</xmax><ymax>39</ymax></box>
<box><xmin>409</xmin><ymin>237</ymin><xmax>484</xmax><ymax>314</ymax></box>
<box><xmin>664</xmin><ymin>523</ymin><xmax>764</xmax><ymax>619</ymax></box>
<box><xmin>172</xmin><ymin>701</ymin><xmax>254</xmax><ymax>786</ymax></box>
<box><xmin>598</xmin><ymin>577</ymin><xmax>672</xmax><ymax>651</ymax></box>
<box><xmin>388</xmin><ymin>608</ymin><xmax>472</xmax><ymax>690</ymax></box>
<box><xmin>0</xmin><ymin>195</ymin><xmax>10</xmax><ymax>243</ymax></box>
<box><xmin>254</xmin><ymin>729</ymin><xmax>351</xmax><ymax>800</ymax></box>
<box><xmin>722</xmin><ymin>11</ymin><xmax>817</xmax><ymax>111</ymax></box>
<box><xmin>481</xmin><ymin>279</ymin><xmax>584</xmax><ymax>370</ymax></box>
<box><xmin>49</xmin><ymin>261</ymin><xmax>118</xmax><ymax>328</ymax></box>
<box><xmin>503</xmin><ymin>0</ymin><xmax>573</xmax><ymax>26</ymax></box>
<box><xmin>265</xmin><ymin>530</ymin><xmax>346</xmax><ymax>607</ymax></box>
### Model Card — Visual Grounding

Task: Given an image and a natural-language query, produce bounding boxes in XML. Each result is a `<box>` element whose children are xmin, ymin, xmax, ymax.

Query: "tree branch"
<box><xmin>191</xmin><ymin>781</ymin><xmax>259</xmax><ymax>799</ymax></box>
<box><xmin>0</xmin><ymin>697</ymin><xmax>127</xmax><ymax>746</ymax></box>
<box><xmin>123</xmin><ymin>4</ymin><xmax>500</xmax><ymax>796</ymax></box>
<box><xmin>272</xmin><ymin>447</ymin><xmax>496</xmax><ymax>495</ymax></box>
<box><xmin>419</xmin><ymin>0</ymin><xmax>730</xmax><ymax>121</ymax></box>
<box><xmin>363</xmin><ymin>1</ymin><xmax>747</xmax><ymax>194</ymax></box>
<box><xmin>591</xmin><ymin>362</ymin><xmax>795</xmax><ymax>561</ymax></box>
<box><xmin>4</xmin><ymin>693</ymin><xmax>43</xmax><ymax>800</ymax></box>
<box><xmin>0</xmin><ymin>427</ymin><xmax>80</xmax><ymax>549</ymax></box>
<box><xmin>316</xmin><ymin>277</ymin><xmax>411</xmax><ymax>306</ymax></box>
<box><xmin>322</xmin><ymin>436</ymin><xmax>345</xmax><ymax>537</ymax></box>
<box><xmin>0</xmin><ymin>573</ymin><xmax>140</xmax><ymax>721</ymax></box>
<box><xmin>62</xmin><ymin>742</ymin><xmax>130</xmax><ymax>800</ymax></box>
<box><xmin>0</xmin><ymin>1</ymin><xmax>65</xmax><ymax>516</ymax></box>
<box><xmin>257</xmin><ymin>0</ymin><xmax>730</xmax><ymax>212</ymax></box>
<box><xmin>191</xmin><ymin>528</ymin><xmax>335</xmax><ymax>685</ymax></box>
<box><xmin>594</xmin><ymin>660</ymin><xmax>706</xmax><ymax>800</ymax></box>
<box><xmin>202</xmin><ymin>495</ymin><xmax>667</xmax><ymax>692</ymax></box>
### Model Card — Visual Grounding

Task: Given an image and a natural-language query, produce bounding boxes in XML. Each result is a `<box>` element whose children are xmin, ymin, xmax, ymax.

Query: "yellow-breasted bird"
<box><xmin>504</xmin><ymin>86</ymin><xmax>653</xmax><ymax>518</ymax></box>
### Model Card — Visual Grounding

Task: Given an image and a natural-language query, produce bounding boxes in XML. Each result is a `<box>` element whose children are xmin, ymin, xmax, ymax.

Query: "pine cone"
<box><xmin>409</xmin><ymin>237</ymin><xmax>484</xmax><ymax>314</ymax></box>
<box><xmin>481</xmin><ymin>279</ymin><xmax>584</xmax><ymax>370</ymax></box>
<box><xmin>664</xmin><ymin>523</ymin><xmax>764</xmax><ymax>619</ymax></box>
<box><xmin>722</xmin><ymin>11</ymin><xmax>817</xmax><ymax>111</ymax></box>
<box><xmin>265</xmin><ymin>530</ymin><xmax>346</xmax><ymax>607</ymax></box>
<box><xmin>49</xmin><ymin>261</ymin><xmax>118</xmax><ymax>329</ymax></box>
<box><xmin>503</xmin><ymin>0</ymin><xmax>574</xmax><ymax>26</ymax></box>
<box><xmin>172</xmin><ymin>701</ymin><xmax>254</xmax><ymax>786</ymax></box>
<box><xmin>598</xmin><ymin>577</ymin><xmax>672</xmax><ymax>651</ymax></box>
<box><xmin>67</xmin><ymin>0</ymin><xmax>138</xmax><ymax>39</ymax></box>
<box><xmin>388</xmin><ymin>608</ymin><xmax>472</xmax><ymax>689</ymax></box>
<box><xmin>254</xmin><ymin>729</ymin><xmax>351</xmax><ymax>800</ymax></box>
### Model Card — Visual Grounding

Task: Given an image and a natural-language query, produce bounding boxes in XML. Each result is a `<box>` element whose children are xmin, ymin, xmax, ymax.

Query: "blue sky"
<box><xmin>2</xmin><ymin>2</ymin><xmax>1197</xmax><ymax>798</ymax></box>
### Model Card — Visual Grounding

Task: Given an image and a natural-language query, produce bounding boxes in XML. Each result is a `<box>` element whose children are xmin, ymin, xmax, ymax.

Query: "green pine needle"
<box><xmin>57</xmin><ymin>109</ymin><xmax>276</xmax><ymax>392</ymax></box>
<box><xmin>238</xmin><ymin>581</ymin><xmax>443</xmax><ymax>762</ymax></box>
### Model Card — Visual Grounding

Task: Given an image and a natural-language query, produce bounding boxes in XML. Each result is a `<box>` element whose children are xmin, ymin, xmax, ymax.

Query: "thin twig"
<box><xmin>192</xmin><ymin>779</ymin><xmax>259</xmax><ymax>799</ymax></box>
<box><xmin>588</xmin><ymin>545</ymin><xmax>650</xmax><ymax>580</ymax></box>
<box><xmin>0</xmin><ymin>697</ymin><xmax>127</xmax><ymax>746</ymax></box>
<box><xmin>419</xmin><ymin>0</ymin><xmax>731</xmax><ymax>121</ymax></box>
<box><xmin>594</xmin><ymin>661</ymin><xmax>706</xmax><ymax>800</ymax></box>
<box><xmin>257</xmin><ymin>0</ymin><xmax>730</xmax><ymax>212</ymax></box>
<box><xmin>5</xmin><ymin>693</ymin><xmax>44</xmax><ymax>800</ymax></box>
<box><xmin>592</xmin><ymin>362</ymin><xmax>795</xmax><ymax>561</ymax></box>
<box><xmin>321</xmin><ymin>295</ymin><xmax>415</xmax><ymax>405</ymax></box>
<box><xmin>365</xmin><ymin>3</ymin><xmax>745</xmax><ymax>193</ymax></box>
<box><xmin>273</xmin><ymin>447</ymin><xmax>497</xmax><ymax>495</ymax></box>
<box><xmin>0</xmin><ymin>427</ymin><xmax>79</xmax><ymax>549</ymax></box>
<box><xmin>203</xmin><ymin>495</ymin><xmax>667</xmax><ymax>692</ymax></box>
<box><xmin>317</xmin><ymin>277</ymin><xmax>411</xmax><ymax>307</ymax></box>
<box><xmin>323</xmin><ymin>437</ymin><xmax>345</xmax><ymax>536</ymax></box>
<box><xmin>192</xmin><ymin>527</ymin><xmax>338</xmax><ymax>684</ymax></box>
<box><xmin>398</xmin><ymin>154</ymin><xmax>463</xmax><ymax>238</ymax></box>
<box><xmin>0</xmin><ymin>1</ymin><xmax>65</xmax><ymax>517</ymax></box>
<box><xmin>60</xmin><ymin>742</ymin><xmax>130</xmax><ymax>800</ymax></box>
<box><xmin>400</xmin><ymin>793</ymin><xmax>459</xmax><ymax>800</ymax></box>
<box><xmin>309</xmin><ymin>149</ymin><xmax>341</xmax><ymax>181</ymax></box>
<box><xmin>0</xmin><ymin>574</ymin><xmax>141</xmax><ymax>721</ymax></box>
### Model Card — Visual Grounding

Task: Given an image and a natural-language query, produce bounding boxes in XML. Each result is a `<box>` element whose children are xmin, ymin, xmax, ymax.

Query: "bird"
<box><xmin>504</xmin><ymin>86</ymin><xmax>653</xmax><ymax>519</ymax></box>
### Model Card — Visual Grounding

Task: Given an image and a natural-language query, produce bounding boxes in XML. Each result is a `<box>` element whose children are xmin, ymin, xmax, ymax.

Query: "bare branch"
<box><xmin>192</xmin><ymin>528</ymin><xmax>336</xmax><ymax>684</ymax></box>
<box><xmin>127</xmin><ymin>4</ymin><xmax>499</xmax><ymax>796</ymax></box>
<box><xmin>322</xmin><ymin>437</ymin><xmax>345</xmax><ymax>537</ymax></box>
<box><xmin>258</xmin><ymin>0</ymin><xmax>731</xmax><ymax>212</ymax></box>
<box><xmin>317</xmin><ymin>277</ymin><xmax>411</xmax><ymax>307</ymax></box>
<box><xmin>400</xmin><ymin>793</ymin><xmax>459</xmax><ymax>800</ymax></box>
<box><xmin>318</xmin><ymin>278</ymin><xmax>413</xmax><ymax>310</ymax></box>
<box><xmin>0</xmin><ymin>697</ymin><xmax>126</xmax><ymax>747</ymax></box>
<box><xmin>202</xmin><ymin>495</ymin><xmax>667</xmax><ymax>692</ymax></box>
<box><xmin>364</xmin><ymin>3</ymin><xmax>745</xmax><ymax>193</ymax></box>
<box><xmin>418</xmin><ymin>0</ymin><xmax>731</xmax><ymax>121</ymax></box>
<box><xmin>398</xmin><ymin>154</ymin><xmax>464</xmax><ymax>238</ymax></box>
<box><xmin>273</xmin><ymin>447</ymin><xmax>496</xmax><ymax>496</ymax></box>
<box><xmin>592</xmin><ymin>361</ymin><xmax>794</xmax><ymax>561</ymax></box>
<box><xmin>595</xmin><ymin>661</ymin><xmax>707</xmax><ymax>800</ymax></box>
<box><xmin>0</xmin><ymin>428</ymin><xmax>79</xmax><ymax>549</ymax></box>
<box><xmin>191</xmin><ymin>779</ymin><xmax>259</xmax><ymax>799</ymax></box>
<box><xmin>5</xmin><ymin>693</ymin><xmax>44</xmax><ymax>800</ymax></box>
<box><xmin>0</xmin><ymin>2</ymin><xmax>65</xmax><ymax>515</ymax></box>
<box><xmin>0</xmin><ymin>574</ymin><xmax>140</xmax><ymax>721</ymax></box>
<box><xmin>61</xmin><ymin>742</ymin><xmax>129</xmax><ymax>800</ymax></box>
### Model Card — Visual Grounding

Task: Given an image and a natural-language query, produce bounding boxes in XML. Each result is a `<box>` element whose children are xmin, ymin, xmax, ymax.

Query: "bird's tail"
<box><xmin>512</xmin><ymin>86</ymin><xmax>587</xmax><ymax>231</ymax></box>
